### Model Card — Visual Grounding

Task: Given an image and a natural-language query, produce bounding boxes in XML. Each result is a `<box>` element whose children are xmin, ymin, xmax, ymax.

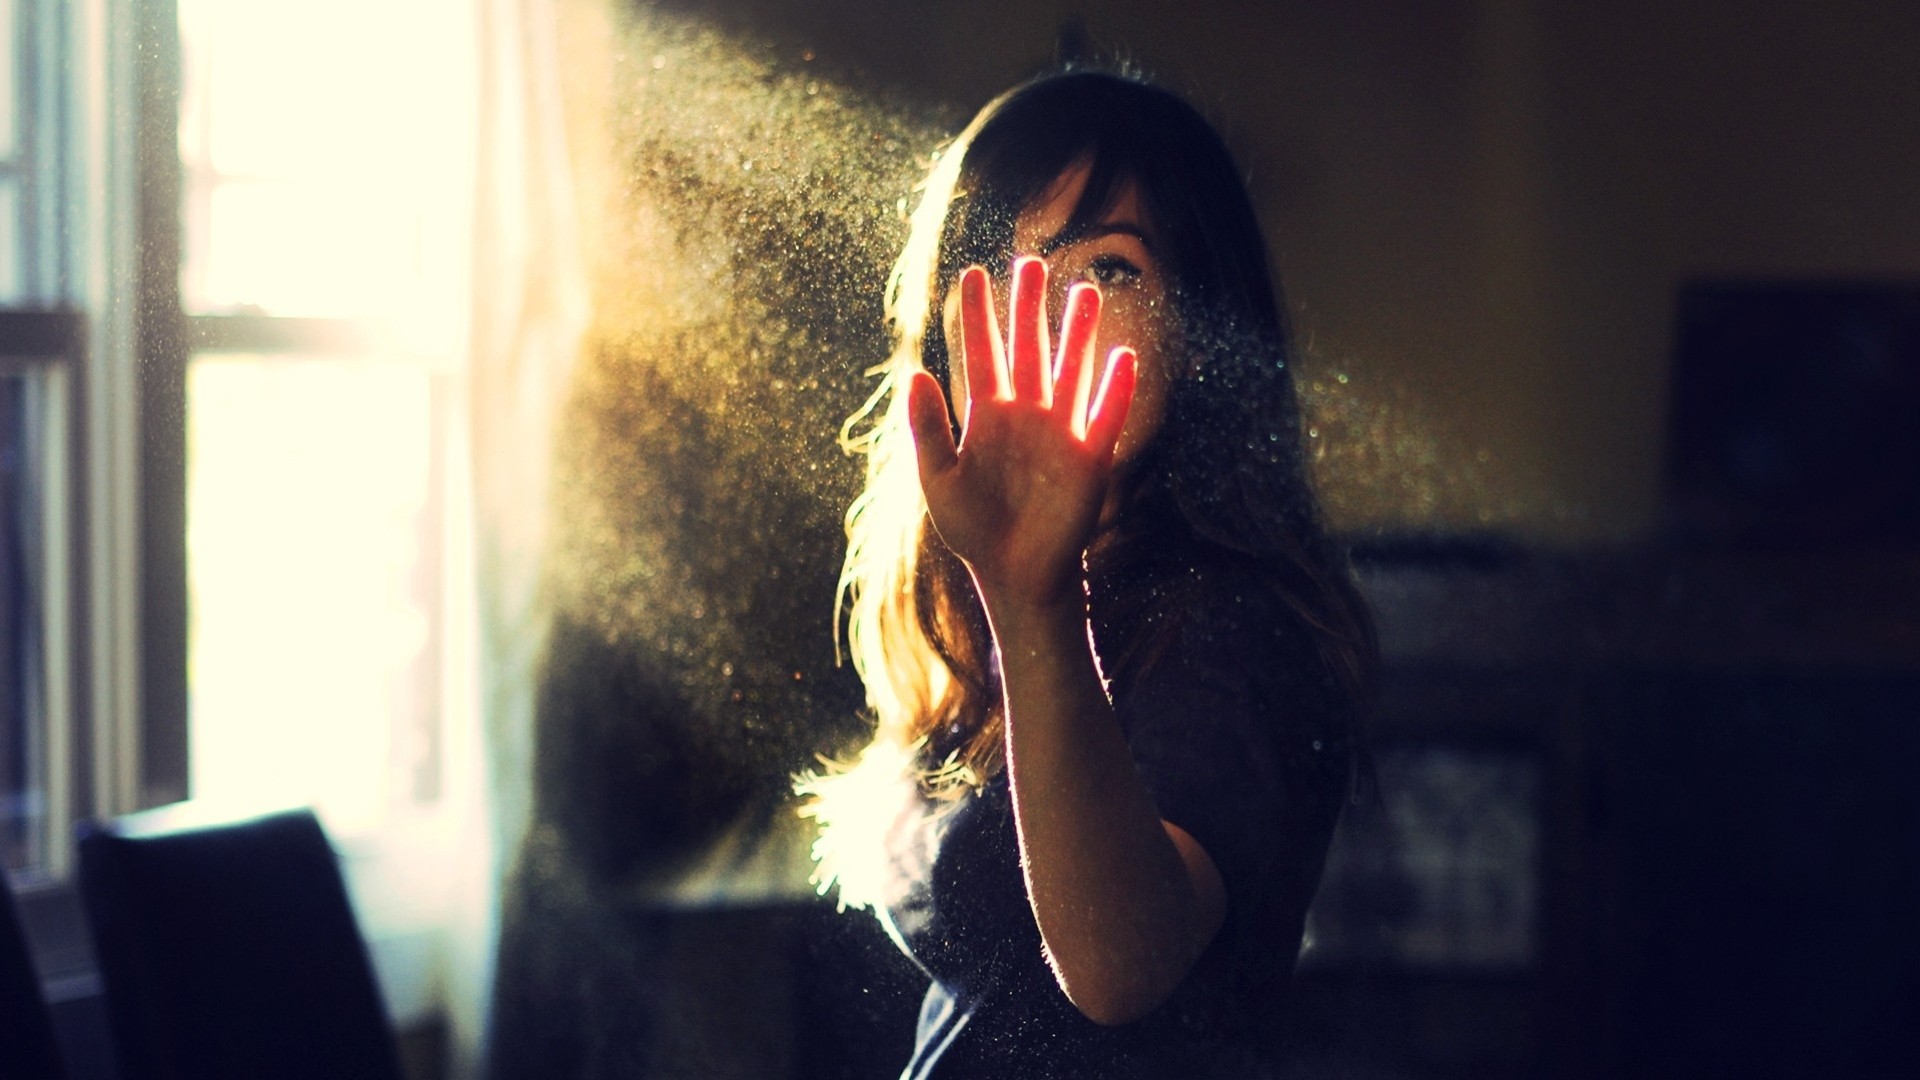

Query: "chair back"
<box><xmin>1</xmin><ymin>869</ymin><xmax>68</xmax><ymax>1080</ymax></box>
<box><xmin>77</xmin><ymin>807</ymin><xmax>405</xmax><ymax>1080</ymax></box>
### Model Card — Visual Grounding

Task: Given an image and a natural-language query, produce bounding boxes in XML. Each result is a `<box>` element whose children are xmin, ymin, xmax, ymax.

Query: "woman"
<box><xmin>799</xmin><ymin>69</ymin><xmax>1375</xmax><ymax>1079</ymax></box>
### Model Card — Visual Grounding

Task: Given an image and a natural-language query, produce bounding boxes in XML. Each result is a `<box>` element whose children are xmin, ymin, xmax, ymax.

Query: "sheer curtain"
<box><xmin>447</xmin><ymin>0</ymin><xmax>602</xmax><ymax>1071</ymax></box>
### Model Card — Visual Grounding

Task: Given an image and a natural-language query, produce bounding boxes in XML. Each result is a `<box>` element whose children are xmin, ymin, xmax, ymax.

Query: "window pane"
<box><xmin>2</xmin><ymin>371</ymin><xmax>48</xmax><ymax>878</ymax></box>
<box><xmin>187</xmin><ymin>355</ymin><xmax>443</xmax><ymax>832</ymax></box>
<box><xmin>177</xmin><ymin>0</ymin><xmax>474</xmax><ymax>323</ymax></box>
<box><xmin>1305</xmin><ymin>747</ymin><xmax>1540</xmax><ymax>969</ymax></box>
<box><xmin>204</xmin><ymin>178</ymin><xmax>416</xmax><ymax>316</ymax></box>
<box><xmin>0</xmin><ymin>180</ymin><xmax>22</xmax><ymax>305</ymax></box>
<box><xmin>0</xmin><ymin>0</ymin><xmax>17</xmax><ymax>159</ymax></box>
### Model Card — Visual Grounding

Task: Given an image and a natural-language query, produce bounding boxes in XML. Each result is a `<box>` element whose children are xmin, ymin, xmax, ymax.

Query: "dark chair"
<box><xmin>77</xmin><ymin>806</ymin><xmax>406</xmax><ymax>1080</ymax></box>
<box><xmin>2</xmin><ymin>869</ymin><xmax>68</xmax><ymax>1080</ymax></box>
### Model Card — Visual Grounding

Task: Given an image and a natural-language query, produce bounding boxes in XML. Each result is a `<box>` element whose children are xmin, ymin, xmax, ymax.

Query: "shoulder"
<box><xmin>1176</xmin><ymin>559</ymin><xmax>1309</xmax><ymax>656</ymax></box>
<box><xmin>1096</xmin><ymin>553</ymin><xmax>1326</xmax><ymax>695</ymax></box>
<box><xmin>1098</xmin><ymin>554</ymin><xmax>1347</xmax><ymax>748</ymax></box>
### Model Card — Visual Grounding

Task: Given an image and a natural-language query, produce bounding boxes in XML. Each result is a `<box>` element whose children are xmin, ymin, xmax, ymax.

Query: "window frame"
<box><xmin>1</xmin><ymin>311</ymin><xmax>85</xmax><ymax>887</ymax></box>
<box><xmin>9</xmin><ymin>0</ymin><xmax>153</xmax><ymax>991</ymax></box>
<box><xmin>16</xmin><ymin>3</ymin><xmax>463</xmax><ymax>1034</ymax></box>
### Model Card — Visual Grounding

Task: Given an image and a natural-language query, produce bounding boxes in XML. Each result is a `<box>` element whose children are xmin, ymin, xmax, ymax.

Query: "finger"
<box><xmin>1053</xmin><ymin>282</ymin><xmax>1101</xmax><ymax>439</ymax></box>
<box><xmin>958</xmin><ymin>266</ymin><xmax>1009</xmax><ymax>405</ymax></box>
<box><xmin>1086</xmin><ymin>346</ymin><xmax>1137</xmax><ymax>462</ymax></box>
<box><xmin>1008</xmin><ymin>256</ymin><xmax>1051</xmax><ymax>406</ymax></box>
<box><xmin>906</xmin><ymin>369</ymin><xmax>960</xmax><ymax>485</ymax></box>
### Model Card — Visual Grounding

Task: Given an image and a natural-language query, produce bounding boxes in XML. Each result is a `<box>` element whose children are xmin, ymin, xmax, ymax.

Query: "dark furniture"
<box><xmin>76</xmin><ymin>806</ymin><xmax>405</xmax><ymax>1080</ymax></box>
<box><xmin>2</xmin><ymin>869</ymin><xmax>68</xmax><ymax>1080</ymax></box>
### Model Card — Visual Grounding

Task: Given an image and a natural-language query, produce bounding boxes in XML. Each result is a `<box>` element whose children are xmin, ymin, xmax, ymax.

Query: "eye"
<box><xmin>1084</xmin><ymin>253</ymin><xmax>1143</xmax><ymax>288</ymax></box>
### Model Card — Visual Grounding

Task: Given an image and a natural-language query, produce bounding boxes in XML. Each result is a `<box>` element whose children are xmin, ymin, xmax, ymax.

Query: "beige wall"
<box><xmin>643</xmin><ymin>0</ymin><xmax>1920</xmax><ymax>543</ymax></box>
<box><xmin>1533</xmin><ymin>0</ymin><xmax>1920</xmax><ymax>541</ymax></box>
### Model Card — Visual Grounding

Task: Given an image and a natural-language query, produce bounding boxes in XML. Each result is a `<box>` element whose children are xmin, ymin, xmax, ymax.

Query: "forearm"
<box><xmin>984</xmin><ymin>588</ymin><xmax>1221</xmax><ymax>1026</ymax></box>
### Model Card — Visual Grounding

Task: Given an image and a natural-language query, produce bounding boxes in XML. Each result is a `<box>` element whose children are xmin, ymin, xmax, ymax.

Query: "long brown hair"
<box><xmin>797</xmin><ymin>70</ymin><xmax>1375</xmax><ymax>910</ymax></box>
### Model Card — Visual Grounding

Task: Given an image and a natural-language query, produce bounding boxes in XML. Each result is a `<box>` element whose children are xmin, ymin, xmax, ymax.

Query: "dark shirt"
<box><xmin>877</xmin><ymin>559</ymin><xmax>1353</xmax><ymax>1079</ymax></box>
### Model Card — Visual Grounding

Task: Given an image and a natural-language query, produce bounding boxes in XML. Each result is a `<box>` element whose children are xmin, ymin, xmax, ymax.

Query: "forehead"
<box><xmin>1012</xmin><ymin>161</ymin><xmax>1150</xmax><ymax>249</ymax></box>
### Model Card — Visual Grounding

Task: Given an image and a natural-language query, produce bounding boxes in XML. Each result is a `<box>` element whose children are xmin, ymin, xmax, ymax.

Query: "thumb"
<box><xmin>906</xmin><ymin>370</ymin><xmax>959</xmax><ymax>487</ymax></box>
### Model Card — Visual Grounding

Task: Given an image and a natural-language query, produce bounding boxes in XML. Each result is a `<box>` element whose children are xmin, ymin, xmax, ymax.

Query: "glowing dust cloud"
<box><xmin>536</xmin><ymin>1</ymin><xmax>1551</xmax><ymax>837</ymax></box>
<box><xmin>1296</xmin><ymin>358</ymin><xmax>1553</xmax><ymax>539</ymax></box>
<box><xmin>541</xmin><ymin>3</ymin><xmax>953</xmax><ymax>823</ymax></box>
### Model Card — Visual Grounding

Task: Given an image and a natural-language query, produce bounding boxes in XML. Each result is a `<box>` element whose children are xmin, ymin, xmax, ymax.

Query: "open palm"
<box><xmin>908</xmin><ymin>258</ymin><xmax>1137</xmax><ymax>607</ymax></box>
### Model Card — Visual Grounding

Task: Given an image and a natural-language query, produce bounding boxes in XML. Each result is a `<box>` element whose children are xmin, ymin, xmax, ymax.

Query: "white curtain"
<box><xmin>444</xmin><ymin>0</ymin><xmax>598</xmax><ymax>1072</ymax></box>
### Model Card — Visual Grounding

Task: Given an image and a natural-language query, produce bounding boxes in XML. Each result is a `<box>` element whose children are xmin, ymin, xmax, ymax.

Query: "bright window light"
<box><xmin>178</xmin><ymin>0</ymin><xmax>473</xmax><ymax>332</ymax></box>
<box><xmin>186</xmin><ymin>357</ymin><xmax>441</xmax><ymax>826</ymax></box>
<box><xmin>179</xmin><ymin>0</ymin><xmax>474</xmax><ymax>832</ymax></box>
<box><xmin>187</xmin><ymin>357</ymin><xmax>443</xmax><ymax>832</ymax></box>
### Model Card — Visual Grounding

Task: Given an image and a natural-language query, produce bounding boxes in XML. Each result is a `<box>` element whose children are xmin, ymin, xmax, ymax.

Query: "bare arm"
<box><xmin>907</xmin><ymin>258</ymin><xmax>1227</xmax><ymax>1025</ymax></box>
<box><xmin>985</xmin><ymin>592</ymin><xmax>1228</xmax><ymax>1025</ymax></box>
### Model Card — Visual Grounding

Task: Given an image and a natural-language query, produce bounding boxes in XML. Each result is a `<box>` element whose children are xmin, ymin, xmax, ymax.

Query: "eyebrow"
<box><xmin>1039</xmin><ymin>221</ymin><xmax>1155</xmax><ymax>256</ymax></box>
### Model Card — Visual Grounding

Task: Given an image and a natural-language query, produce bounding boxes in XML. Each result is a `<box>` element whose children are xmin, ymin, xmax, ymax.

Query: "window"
<box><xmin>176</xmin><ymin>0</ymin><xmax>474</xmax><ymax>832</ymax></box>
<box><xmin>1</xmin><ymin>318</ymin><xmax>78</xmax><ymax>884</ymax></box>
<box><xmin>9</xmin><ymin>0</ymin><xmax>477</xmax><ymax>1022</ymax></box>
<box><xmin>1</xmin><ymin>0</ymin><xmax>92</xmax><ymax>888</ymax></box>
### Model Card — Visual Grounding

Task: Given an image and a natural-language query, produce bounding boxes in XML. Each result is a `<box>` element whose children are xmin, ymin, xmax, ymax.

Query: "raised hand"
<box><xmin>907</xmin><ymin>257</ymin><xmax>1137</xmax><ymax>609</ymax></box>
